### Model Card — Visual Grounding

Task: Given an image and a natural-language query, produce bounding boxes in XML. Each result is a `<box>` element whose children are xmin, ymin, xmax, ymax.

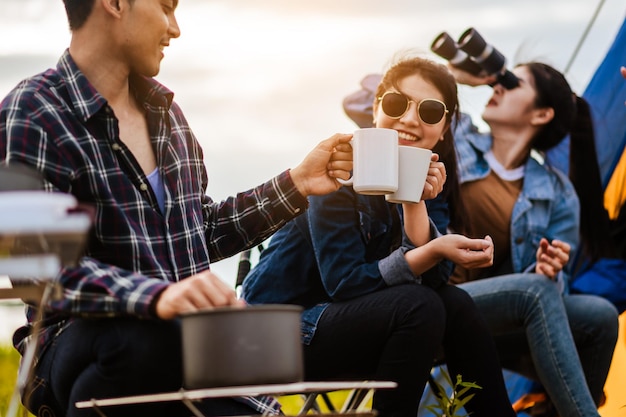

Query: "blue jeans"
<box><xmin>459</xmin><ymin>273</ymin><xmax>618</xmax><ymax>417</ymax></box>
<box><xmin>23</xmin><ymin>318</ymin><xmax>258</xmax><ymax>417</ymax></box>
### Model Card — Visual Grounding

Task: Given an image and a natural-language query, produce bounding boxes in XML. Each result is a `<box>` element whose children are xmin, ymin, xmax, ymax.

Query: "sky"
<box><xmin>0</xmin><ymin>0</ymin><xmax>624</xmax><ymax>286</ymax></box>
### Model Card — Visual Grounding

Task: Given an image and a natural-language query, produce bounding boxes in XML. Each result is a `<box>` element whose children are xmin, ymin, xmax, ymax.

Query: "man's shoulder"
<box><xmin>1</xmin><ymin>67</ymin><xmax>66</xmax><ymax>113</ymax></box>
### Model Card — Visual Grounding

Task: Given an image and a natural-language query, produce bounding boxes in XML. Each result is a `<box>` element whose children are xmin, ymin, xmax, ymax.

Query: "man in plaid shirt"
<box><xmin>0</xmin><ymin>0</ymin><xmax>352</xmax><ymax>416</ymax></box>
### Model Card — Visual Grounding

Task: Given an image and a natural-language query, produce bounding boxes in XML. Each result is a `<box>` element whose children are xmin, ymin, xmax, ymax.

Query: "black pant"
<box><xmin>437</xmin><ymin>284</ymin><xmax>516</xmax><ymax>417</ymax></box>
<box><xmin>304</xmin><ymin>283</ymin><xmax>515</xmax><ymax>417</ymax></box>
<box><xmin>25</xmin><ymin>318</ymin><xmax>257</xmax><ymax>417</ymax></box>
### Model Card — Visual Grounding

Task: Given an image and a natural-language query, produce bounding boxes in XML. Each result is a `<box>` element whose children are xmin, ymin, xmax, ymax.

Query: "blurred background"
<box><xmin>0</xmin><ymin>0</ymin><xmax>624</xmax><ymax>290</ymax></box>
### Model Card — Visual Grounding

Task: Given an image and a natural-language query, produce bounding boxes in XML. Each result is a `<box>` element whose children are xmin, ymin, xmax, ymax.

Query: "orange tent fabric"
<box><xmin>604</xmin><ymin>150</ymin><xmax>626</xmax><ymax>220</ymax></box>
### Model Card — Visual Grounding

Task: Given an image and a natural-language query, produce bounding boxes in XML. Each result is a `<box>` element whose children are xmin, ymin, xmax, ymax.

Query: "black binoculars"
<box><xmin>431</xmin><ymin>27</ymin><xmax>519</xmax><ymax>89</ymax></box>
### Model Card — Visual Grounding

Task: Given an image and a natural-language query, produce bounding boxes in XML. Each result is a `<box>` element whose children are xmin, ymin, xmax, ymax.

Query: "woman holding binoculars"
<box><xmin>447</xmin><ymin>62</ymin><xmax>618</xmax><ymax>417</ymax></box>
<box><xmin>242</xmin><ymin>55</ymin><xmax>517</xmax><ymax>417</ymax></box>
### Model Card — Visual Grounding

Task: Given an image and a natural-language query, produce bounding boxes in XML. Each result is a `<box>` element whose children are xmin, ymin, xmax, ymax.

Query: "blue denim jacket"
<box><xmin>242</xmin><ymin>186</ymin><xmax>452</xmax><ymax>344</ymax></box>
<box><xmin>453</xmin><ymin>114</ymin><xmax>580</xmax><ymax>285</ymax></box>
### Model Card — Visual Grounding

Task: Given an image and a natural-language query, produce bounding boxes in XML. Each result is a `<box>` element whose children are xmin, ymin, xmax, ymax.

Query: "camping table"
<box><xmin>0</xmin><ymin>192</ymin><xmax>92</xmax><ymax>417</ymax></box>
<box><xmin>75</xmin><ymin>380</ymin><xmax>397</xmax><ymax>416</ymax></box>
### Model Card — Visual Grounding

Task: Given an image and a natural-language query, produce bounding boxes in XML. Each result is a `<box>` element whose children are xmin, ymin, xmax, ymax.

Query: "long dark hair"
<box><xmin>569</xmin><ymin>96</ymin><xmax>615</xmax><ymax>262</ymax></box>
<box><xmin>374</xmin><ymin>56</ymin><xmax>467</xmax><ymax>232</ymax></box>
<box><xmin>525</xmin><ymin>62</ymin><xmax>577</xmax><ymax>152</ymax></box>
<box><xmin>524</xmin><ymin>62</ymin><xmax>614</xmax><ymax>262</ymax></box>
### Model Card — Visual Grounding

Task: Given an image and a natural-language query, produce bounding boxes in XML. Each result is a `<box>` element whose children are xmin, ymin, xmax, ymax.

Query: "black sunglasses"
<box><xmin>378</xmin><ymin>91</ymin><xmax>449</xmax><ymax>125</ymax></box>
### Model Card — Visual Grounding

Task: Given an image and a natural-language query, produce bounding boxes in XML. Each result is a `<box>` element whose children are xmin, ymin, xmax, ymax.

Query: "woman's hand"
<box><xmin>447</xmin><ymin>64</ymin><xmax>497</xmax><ymax>87</ymax></box>
<box><xmin>404</xmin><ymin>234</ymin><xmax>493</xmax><ymax>276</ymax></box>
<box><xmin>435</xmin><ymin>234</ymin><xmax>494</xmax><ymax>269</ymax></box>
<box><xmin>535</xmin><ymin>238</ymin><xmax>570</xmax><ymax>280</ymax></box>
<box><xmin>421</xmin><ymin>153</ymin><xmax>446</xmax><ymax>201</ymax></box>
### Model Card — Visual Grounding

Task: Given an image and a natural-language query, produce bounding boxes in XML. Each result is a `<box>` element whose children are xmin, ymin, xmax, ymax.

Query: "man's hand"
<box><xmin>155</xmin><ymin>270</ymin><xmax>245</xmax><ymax>320</ymax></box>
<box><xmin>290</xmin><ymin>133</ymin><xmax>353</xmax><ymax>197</ymax></box>
<box><xmin>535</xmin><ymin>238</ymin><xmax>570</xmax><ymax>280</ymax></box>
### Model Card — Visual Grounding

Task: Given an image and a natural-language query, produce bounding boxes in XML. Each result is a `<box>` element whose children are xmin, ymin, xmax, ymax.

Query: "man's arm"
<box><xmin>204</xmin><ymin>135</ymin><xmax>353</xmax><ymax>262</ymax></box>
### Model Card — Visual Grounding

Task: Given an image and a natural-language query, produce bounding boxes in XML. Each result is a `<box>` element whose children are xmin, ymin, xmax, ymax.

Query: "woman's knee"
<box><xmin>393</xmin><ymin>284</ymin><xmax>445</xmax><ymax>316</ymax></box>
<box><xmin>437</xmin><ymin>285</ymin><xmax>494</xmax><ymax>337</ymax></box>
<box><xmin>496</xmin><ymin>273</ymin><xmax>562</xmax><ymax>310</ymax></box>
<box><xmin>436</xmin><ymin>284</ymin><xmax>476</xmax><ymax>311</ymax></box>
<box><xmin>519</xmin><ymin>273</ymin><xmax>561</xmax><ymax>295</ymax></box>
<box><xmin>384</xmin><ymin>285</ymin><xmax>446</xmax><ymax>335</ymax></box>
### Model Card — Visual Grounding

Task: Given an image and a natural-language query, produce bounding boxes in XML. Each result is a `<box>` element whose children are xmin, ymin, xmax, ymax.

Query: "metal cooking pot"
<box><xmin>180</xmin><ymin>304</ymin><xmax>304</xmax><ymax>389</ymax></box>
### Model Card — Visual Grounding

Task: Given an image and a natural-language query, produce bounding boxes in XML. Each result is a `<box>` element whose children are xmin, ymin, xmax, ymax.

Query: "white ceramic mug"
<box><xmin>338</xmin><ymin>128</ymin><xmax>398</xmax><ymax>195</ymax></box>
<box><xmin>385</xmin><ymin>146</ymin><xmax>432</xmax><ymax>204</ymax></box>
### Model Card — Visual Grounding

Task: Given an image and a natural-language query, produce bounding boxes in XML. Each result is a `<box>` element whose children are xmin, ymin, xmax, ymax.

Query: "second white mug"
<box><xmin>385</xmin><ymin>146</ymin><xmax>432</xmax><ymax>204</ymax></box>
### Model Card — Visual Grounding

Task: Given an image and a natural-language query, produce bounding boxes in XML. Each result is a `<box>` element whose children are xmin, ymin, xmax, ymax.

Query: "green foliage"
<box><xmin>424</xmin><ymin>371</ymin><xmax>482</xmax><ymax>417</ymax></box>
<box><xmin>0</xmin><ymin>345</ymin><xmax>32</xmax><ymax>417</ymax></box>
<box><xmin>0</xmin><ymin>345</ymin><xmax>19</xmax><ymax>415</ymax></box>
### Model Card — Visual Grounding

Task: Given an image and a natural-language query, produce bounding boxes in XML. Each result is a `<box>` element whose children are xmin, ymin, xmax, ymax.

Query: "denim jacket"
<box><xmin>242</xmin><ymin>186</ymin><xmax>452</xmax><ymax>344</ymax></box>
<box><xmin>453</xmin><ymin>114</ymin><xmax>580</xmax><ymax>286</ymax></box>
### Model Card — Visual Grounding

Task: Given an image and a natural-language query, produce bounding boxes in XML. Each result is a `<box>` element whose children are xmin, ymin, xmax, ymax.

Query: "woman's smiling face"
<box><xmin>373</xmin><ymin>73</ymin><xmax>449</xmax><ymax>150</ymax></box>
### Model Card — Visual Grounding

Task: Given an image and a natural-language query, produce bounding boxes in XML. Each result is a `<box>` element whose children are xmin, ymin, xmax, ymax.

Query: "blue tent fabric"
<box><xmin>546</xmin><ymin>17</ymin><xmax>626</xmax><ymax>187</ymax></box>
<box><xmin>571</xmin><ymin>258</ymin><xmax>626</xmax><ymax>313</ymax></box>
<box><xmin>582</xmin><ymin>16</ymin><xmax>626</xmax><ymax>186</ymax></box>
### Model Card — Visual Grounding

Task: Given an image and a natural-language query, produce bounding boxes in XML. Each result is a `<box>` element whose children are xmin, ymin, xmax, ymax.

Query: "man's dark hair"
<box><xmin>63</xmin><ymin>0</ymin><xmax>96</xmax><ymax>30</ymax></box>
<box><xmin>63</xmin><ymin>0</ymin><xmax>136</xmax><ymax>30</ymax></box>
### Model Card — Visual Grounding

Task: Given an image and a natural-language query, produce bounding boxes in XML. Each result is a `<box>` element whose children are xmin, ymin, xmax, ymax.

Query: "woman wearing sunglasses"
<box><xmin>241</xmin><ymin>56</ymin><xmax>516</xmax><ymax>417</ymax></box>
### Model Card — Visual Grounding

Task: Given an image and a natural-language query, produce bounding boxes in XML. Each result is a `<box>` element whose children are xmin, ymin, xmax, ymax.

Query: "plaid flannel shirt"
<box><xmin>0</xmin><ymin>49</ymin><xmax>308</xmax><ymax>415</ymax></box>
